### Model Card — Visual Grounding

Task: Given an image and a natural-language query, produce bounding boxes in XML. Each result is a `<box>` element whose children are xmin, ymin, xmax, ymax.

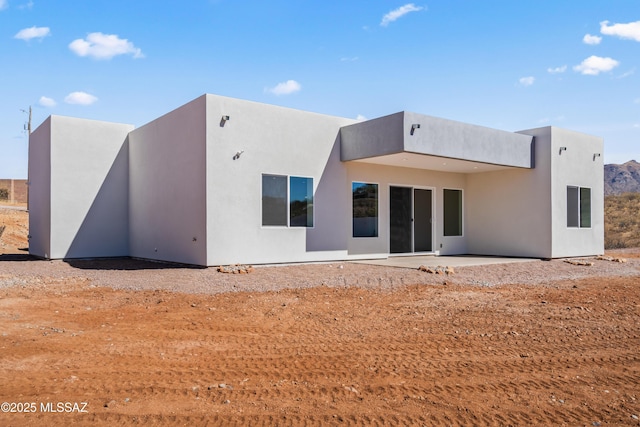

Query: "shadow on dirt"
<box><xmin>0</xmin><ymin>250</ymin><xmax>205</xmax><ymax>270</ymax></box>
<box><xmin>0</xmin><ymin>253</ymin><xmax>39</xmax><ymax>262</ymax></box>
<box><xmin>63</xmin><ymin>257</ymin><xmax>206</xmax><ymax>271</ymax></box>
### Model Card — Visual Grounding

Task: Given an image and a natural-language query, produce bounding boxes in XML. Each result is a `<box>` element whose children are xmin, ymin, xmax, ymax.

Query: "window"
<box><xmin>352</xmin><ymin>182</ymin><xmax>378</xmax><ymax>237</ymax></box>
<box><xmin>580</xmin><ymin>188</ymin><xmax>591</xmax><ymax>228</ymax></box>
<box><xmin>262</xmin><ymin>175</ymin><xmax>287</xmax><ymax>226</ymax></box>
<box><xmin>262</xmin><ymin>174</ymin><xmax>313</xmax><ymax>227</ymax></box>
<box><xmin>567</xmin><ymin>186</ymin><xmax>591</xmax><ymax>228</ymax></box>
<box><xmin>289</xmin><ymin>176</ymin><xmax>313</xmax><ymax>227</ymax></box>
<box><xmin>443</xmin><ymin>189</ymin><xmax>462</xmax><ymax>236</ymax></box>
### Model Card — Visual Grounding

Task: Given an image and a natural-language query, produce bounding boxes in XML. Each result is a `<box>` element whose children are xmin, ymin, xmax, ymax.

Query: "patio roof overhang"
<box><xmin>340</xmin><ymin>112</ymin><xmax>535</xmax><ymax>173</ymax></box>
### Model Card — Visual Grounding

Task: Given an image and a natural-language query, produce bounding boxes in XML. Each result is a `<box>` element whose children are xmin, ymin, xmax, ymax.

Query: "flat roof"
<box><xmin>340</xmin><ymin>112</ymin><xmax>534</xmax><ymax>172</ymax></box>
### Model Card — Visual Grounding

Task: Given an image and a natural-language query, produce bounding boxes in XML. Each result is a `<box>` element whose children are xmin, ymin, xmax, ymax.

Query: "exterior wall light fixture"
<box><xmin>593</xmin><ymin>153</ymin><xmax>601</xmax><ymax>161</ymax></box>
<box><xmin>233</xmin><ymin>150</ymin><xmax>244</xmax><ymax>160</ymax></box>
<box><xmin>410</xmin><ymin>124</ymin><xmax>421</xmax><ymax>135</ymax></box>
<box><xmin>220</xmin><ymin>115</ymin><xmax>230</xmax><ymax>127</ymax></box>
<box><xmin>559</xmin><ymin>147</ymin><xmax>567</xmax><ymax>155</ymax></box>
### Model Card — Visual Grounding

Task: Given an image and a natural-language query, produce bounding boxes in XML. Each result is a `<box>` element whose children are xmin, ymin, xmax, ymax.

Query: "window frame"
<box><xmin>261</xmin><ymin>174</ymin><xmax>288</xmax><ymax>227</ymax></box>
<box><xmin>289</xmin><ymin>176</ymin><xmax>314</xmax><ymax>228</ymax></box>
<box><xmin>261</xmin><ymin>174</ymin><xmax>314</xmax><ymax>228</ymax></box>
<box><xmin>352</xmin><ymin>181</ymin><xmax>379</xmax><ymax>238</ymax></box>
<box><xmin>567</xmin><ymin>185</ymin><xmax>591</xmax><ymax>229</ymax></box>
<box><xmin>443</xmin><ymin>188</ymin><xmax>463</xmax><ymax>237</ymax></box>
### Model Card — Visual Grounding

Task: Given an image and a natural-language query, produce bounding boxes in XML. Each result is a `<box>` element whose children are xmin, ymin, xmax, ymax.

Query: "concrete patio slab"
<box><xmin>350</xmin><ymin>255</ymin><xmax>539</xmax><ymax>269</ymax></box>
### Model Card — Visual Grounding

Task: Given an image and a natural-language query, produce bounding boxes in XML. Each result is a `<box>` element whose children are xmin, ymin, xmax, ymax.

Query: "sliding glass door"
<box><xmin>389</xmin><ymin>186</ymin><xmax>432</xmax><ymax>253</ymax></box>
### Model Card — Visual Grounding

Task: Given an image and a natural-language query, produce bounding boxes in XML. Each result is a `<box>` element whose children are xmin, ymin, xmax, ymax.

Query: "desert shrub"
<box><xmin>605</xmin><ymin>193</ymin><xmax>640</xmax><ymax>249</ymax></box>
<box><xmin>622</xmin><ymin>192</ymin><xmax>640</xmax><ymax>203</ymax></box>
<box><xmin>604</xmin><ymin>236</ymin><xmax>627</xmax><ymax>250</ymax></box>
<box><xmin>0</xmin><ymin>188</ymin><xmax>8</xmax><ymax>201</ymax></box>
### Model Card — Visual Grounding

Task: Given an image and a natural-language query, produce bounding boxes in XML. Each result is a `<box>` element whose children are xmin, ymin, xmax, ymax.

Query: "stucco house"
<box><xmin>28</xmin><ymin>94</ymin><xmax>604</xmax><ymax>266</ymax></box>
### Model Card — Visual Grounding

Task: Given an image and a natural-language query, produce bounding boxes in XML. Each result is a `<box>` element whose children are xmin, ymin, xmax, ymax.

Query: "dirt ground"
<box><xmin>1</xmin><ymin>208</ymin><xmax>639</xmax><ymax>426</ymax></box>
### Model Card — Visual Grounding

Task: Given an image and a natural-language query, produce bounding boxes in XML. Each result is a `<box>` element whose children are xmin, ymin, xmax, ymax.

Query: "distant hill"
<box><xmin>604</xmin><ymin>160</ymin><xmax>640</xmax><ymax>195</ymax></box>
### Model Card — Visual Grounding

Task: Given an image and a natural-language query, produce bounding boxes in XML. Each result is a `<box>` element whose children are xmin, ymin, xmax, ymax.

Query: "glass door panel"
<box><xmin>414</xmin><ymin>189</ymin><xmax>432</xmax><ymax>252</ymax></box>
<box><xmin>390</xmin><ymin>186</ymin><xmax>412</xmax><ymax>253</ymax></box>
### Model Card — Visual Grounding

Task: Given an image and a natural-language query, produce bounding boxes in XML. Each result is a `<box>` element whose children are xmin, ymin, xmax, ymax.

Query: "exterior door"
<box><xmin>389</xmin><ymin>186</ymin><xmax>432</xmax><ymax>253</ymax></box>
<box><xmin>390</xmin><ymin>186</ymin><xmax>412</xmax><ymax>253</ymax></box>
<box><xmin>414</xmin><ymin>189</ymin><xmax>432</xmax><ymax>252</ymax></box>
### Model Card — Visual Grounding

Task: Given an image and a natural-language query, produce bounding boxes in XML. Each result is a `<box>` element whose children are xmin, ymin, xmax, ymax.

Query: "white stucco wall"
<box><xmin>466</xmin><ymin>172</ymin><xmax>552</xmax><ymax>257</ymax></box>
<box><xmin>129</xmin><ymin>96</ymin><xmax>208</xmax><ymax>265</ymax></box>
<box><xmin>32</xmin><ymin>116</ymin><xmax>133</xmax><ymax>259</ymax></box>
<box><xmin>204</xmin><ymin>95</ymin><xmax>356</xmax><ymax>265</ymax></box>
<box><xmin>341</xmin><ymin>112</ymin><xmax>534</xmax><ymax>169</ymax></box>
<box><xmin>28</xmin><ymin>117</ymin><xmax>52</xmax><ymax>258</ymax></box>
<box><xmin>466</xmin><ymin>127</ymin><xmax>553</xmax><ymax>258</ymax></box>
<box><xmin>402</xmin><ymin>112</ymin><xmax>534</xmax><ymax>168</ymax></box>
<box><xmin>340</xmin><ymin>112</ymin><xmax>405</xmax><ymax>160</ymax></box>
<box><xmin>546</xmin><ymin>127</ymin><xmax>604</xmax><ymax>257</ymax></box>
<box><xmin>466</xmin><ymin>126</ymin><xmax>603</xmax><ymax>259</ymax></box>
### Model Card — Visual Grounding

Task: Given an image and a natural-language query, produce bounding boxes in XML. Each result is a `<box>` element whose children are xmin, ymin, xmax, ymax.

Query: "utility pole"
<box><xmin>21</xmin><ymin>106</ymin><xmax>32</xmax><ymax>211</ymax></box>
<box><xmin>21</xmin><ymin>106</ymin><xmax>32</xmax><ymax>135</ymax></box>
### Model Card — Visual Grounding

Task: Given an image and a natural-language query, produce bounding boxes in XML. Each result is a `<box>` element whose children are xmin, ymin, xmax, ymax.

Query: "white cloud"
<box><xmin>0</xmin><ymin>0</ymin><xmax>8</xmax><ymax>10</ymax></box>
<box><xmin>17</xmin><ymin>0</ymin><xmax>33</xmax><ymax>10</ymax></box>
<box><xmin>617</xmin><ymin>68</ymin><xmax>635</xmax><ymax>79</ymax></box>
<box><xmin>547</xmin><ymin>65</ymin><xmax>567</xmax><ymax>74</ymax></box>
<box><xmin>38</xmin><ymin>96</ymin><xmax>56</xmax><ymax>108</ymax></box>
<box><xmin>538</xmin><ymin>115</ymin><xmax>565</xmax><ymax>124</ymax></box>
<box><xmin>573</xmin><ymin>55</ymin><xmax>620</xmax><ymax>75</ymax></box>
<box><xmin>519</xmin><ymin>76</ymin><xmax>535</xmax><ymax>86</ymax></box>
<box><xmin>600</xmin><ymin>20</ymin><xmax>640</xmax><ymax>42</ymax></box>
<box><xmin>380</xmin><ymin>3</ymin><xmax>424</xmax><ymax>27</ymax></box>
<box><xmin>583</xmin><ymin>34</ymin><xmax>602</xmax><ymax>45</ymax></box>
<box><xmin>69</xmin><ymin>32</ymin><xmax>144</xmax><ymax>60</ymax></box>
<box><xmin>14</xmin><ymin>26</ymin><xmax>51</xmax><ymax>41</ymax></box>
<box><xmin>340</xmin><ymin>56</ymin><xmax>359</xmax><ymax>62</ymax></box>
<box><xmin>356</xmin><ymin>114</ymin><xmax>367</xmax><ymax>121</ymax></box>
<box><xmin>64</xmin><ymin>91</ymin><xmax>98</xmax><ymax>105</ymax></box>
<box><xmin>265</xmin><ymin>80</ymin><xmax>301</xmax><ymax>96</ymax></box>
<box><xmin>634</xmin><ymin>98</ymin><xmax>640</xmax><ymax>104</ymax></box>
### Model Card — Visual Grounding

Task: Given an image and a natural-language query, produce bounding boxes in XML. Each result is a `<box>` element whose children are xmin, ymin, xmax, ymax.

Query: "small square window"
<box><xmin>262</xmin><ymin>174</ymin><xmax>313</xmax><ymax>227</ymax></box>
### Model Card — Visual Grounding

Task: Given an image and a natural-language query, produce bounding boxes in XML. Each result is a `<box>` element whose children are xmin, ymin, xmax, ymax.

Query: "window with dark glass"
<box><xmin>567</xmin><ymin>186</ymin><xmax>591</xmax><ymax>228</ymax></box>
<box><xmin>262</xmin><ymin>174</ymin><xmax>287</xmax><ymax>226</ymax></box>
<box><xmin>352</xmin><ymin>182</ymin><xmax>378</xmax><ymax>237</ymax></box>
<box><xmin>290</xmin><ymin>176</ymin><xmax>313</xmax><ymax>227</ymax></box>
<box><xmin>443</xmin><ymin>189</ymin><xmax>462</xmax><ymax>236</ymax></box>
<box><xmin>580</xmin><ymin>187</ymin><xmax>591</xmax><ymax>228</ymax></box>
<box><xmin>262</xmin><ymin>174</ymin><xmax>313</xmax><ymax>227</ymax></box>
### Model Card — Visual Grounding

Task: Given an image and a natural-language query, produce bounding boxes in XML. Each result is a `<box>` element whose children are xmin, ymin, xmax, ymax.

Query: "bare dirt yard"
<box><xmin>1</xmin><ymin>207</ymin><xmax>639</xmax><ymax>426</ymax></box>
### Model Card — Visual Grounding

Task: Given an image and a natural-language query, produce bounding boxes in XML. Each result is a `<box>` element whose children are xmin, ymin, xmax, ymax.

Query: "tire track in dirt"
<box><xmin>1</xmin><ymin>276</ymin><xmax>639</xmax><ymax>426</ymax></box>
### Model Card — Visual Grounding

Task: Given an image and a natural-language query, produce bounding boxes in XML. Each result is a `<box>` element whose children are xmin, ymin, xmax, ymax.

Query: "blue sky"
<box><xmin>1</xmin><ymin>0</ymin><xmax>638</xmax><ymax>178</ymax></box>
